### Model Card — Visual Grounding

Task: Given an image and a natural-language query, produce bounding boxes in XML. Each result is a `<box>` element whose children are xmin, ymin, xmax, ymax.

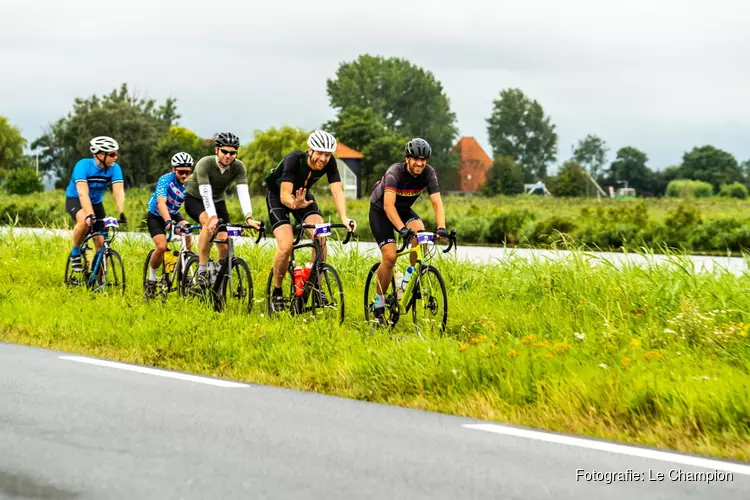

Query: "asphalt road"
<box><xmin>1</xmin><ymin>342</ymin><xmax>748</xmax><ymax>499</ymax></box>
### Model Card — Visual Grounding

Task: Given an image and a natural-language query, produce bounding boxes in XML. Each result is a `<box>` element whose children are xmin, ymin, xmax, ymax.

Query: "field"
<box><xmin>4</xmin><ymin>188</ymin><xmax>750</xmax><ymax>254</ymax></box>
<box><xmin>1</xmin><ymin>228</ymin><xmax>748</xmax><ymax>461</ymax></box>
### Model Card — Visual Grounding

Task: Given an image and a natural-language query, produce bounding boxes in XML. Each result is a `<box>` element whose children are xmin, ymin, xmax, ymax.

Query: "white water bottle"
<box><xmin>400</xmin><ymin>267</ymin><xmax>414</xmax><ymax>295</ymax></box>
<box><xmin>395</xmin><ymin>271</ymin><xmax>404</xmax><ymax>300</ymax></box>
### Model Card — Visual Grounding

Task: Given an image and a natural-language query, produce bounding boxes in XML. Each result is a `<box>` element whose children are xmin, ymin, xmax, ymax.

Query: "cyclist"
<box><xmin>368</xmin><ymin>137</ymin><xmax>449</xmax><ymax>322</ymax></box>
<box><xmin>264</xmin><ymin>129</ymin><xmax>356</xmax><ymax>312</ymax></box>
<box><xmin>143</xmin><ymin>152</ymin><xmax>194</xmax><ymax>297</ymax></box>
<box><xmin>183</xmin><ymin>132</ymin><xmax>261</xmax><ymax>286</ymax></box>
<box><xmin>65</xmin><ymin>136</ymin><xmax>127</xmax><ymax>272</ymax></box>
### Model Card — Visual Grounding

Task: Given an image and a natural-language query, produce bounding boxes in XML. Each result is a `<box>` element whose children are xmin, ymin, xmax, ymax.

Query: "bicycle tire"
<box><xmin>363</xmin><ymin>262</ymin><xmax>398</xmax><ymax>328</ymax></box>
<box><xmin>265</xmin><ymin>267</ymin><xmax>295</xmax><ymax>317</ymax></box>
<box><xmin>410</xmin><ymin>264</ymin><xmax>448</xmax><ymax>334</ymax></box>
<box><xmin>64</xmin><ymin>248</ymin><xmax>89</xmax><ymax>288</ymax></box>
<box><xmin>104</xmin><ymin>249</ymin><xmax>127</xmax><ymax>295</ymax></box>
<box><xmin>311</xmin><ymin>263</ymin><xmax>345</xmax><ymax>324</ymax></box>
<box><xmin>217</xmin><ymin>257</ymin><xmax>254</xmax><ymax>314</ymax></box>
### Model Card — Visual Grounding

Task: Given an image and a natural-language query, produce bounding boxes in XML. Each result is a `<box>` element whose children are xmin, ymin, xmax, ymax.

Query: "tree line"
<box><xmin>0</xmin><ymin>54</ymin><xmax>748</xmax><ymax>198</ymax></box>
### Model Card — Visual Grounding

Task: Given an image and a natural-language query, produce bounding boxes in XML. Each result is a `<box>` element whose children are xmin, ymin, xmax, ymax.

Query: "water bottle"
<box><xmin>302</xmin><ymin>262</ymin><xmax>313</xmax><ymax>282</ymax></box>
<box><xmin>400</xmin><ymin>267</ymin><xmax>414</xmax><ymax>294</ymax></box>
<box><xmin>395</xmin><ymin>271</ymin><xmax>404</xmax><ymax>300</ymax></box>
<box><xmin>293</xmin><ymin>266</ymin><xmax>305</xmax><ymax>296</ymax></box>
<box><xmin>164</xmin><ymin>251</ymin><xmax>177</xmax><ymax>274</ymax></box>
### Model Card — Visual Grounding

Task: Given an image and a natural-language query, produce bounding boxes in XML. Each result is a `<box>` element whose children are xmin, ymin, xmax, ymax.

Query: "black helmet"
<box><xmin>215</xmin><ymin>132</ymin><xmax>240</xmax><ymax>149</ymax></box>
<box><xmin>405</xmin><ymin>138</ymin><xmax>432</xmax><ymax>159</ymax></box>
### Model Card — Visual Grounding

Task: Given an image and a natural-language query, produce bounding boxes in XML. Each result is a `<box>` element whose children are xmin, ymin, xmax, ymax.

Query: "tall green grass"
<box><xmin>0</xmin><ymin>229</ymin><xmax>748</xmax><ymax>461</ymax></box>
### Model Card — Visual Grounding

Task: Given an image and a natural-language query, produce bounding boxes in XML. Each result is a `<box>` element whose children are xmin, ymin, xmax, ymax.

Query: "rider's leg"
<box><xmin>405</xmin><ymin>218</ymin><xmax>425</xmax><ymax>267</ymax></box>
<box><xmin>303</xmin><ymin>213</ymin><xmax>326</xmax><ymax>263</ymax></box>
<box><xmin>272</xmin><ymin>224</ymin><xmax>294</xmax><ymax>290</ymax></box>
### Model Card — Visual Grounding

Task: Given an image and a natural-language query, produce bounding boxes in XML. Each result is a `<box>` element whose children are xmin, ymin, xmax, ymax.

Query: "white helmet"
<box><xmin>171</xmin><ymin>152</ymin><xmax>194</xmax><ymax>168</ymax></box>
<box><xmin>89</xmin><ymin>136</ymin><xmax>119</xmax><ymax>154</ymax></box>
<box><xmin>307</xmin><ymin>130</ymin><xmax>337</xmax><ymax>153</ymax></box>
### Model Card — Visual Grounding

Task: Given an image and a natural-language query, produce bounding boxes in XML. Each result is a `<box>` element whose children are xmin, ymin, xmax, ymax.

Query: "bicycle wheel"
<box><xmin>101</xmin><ymin>249</ymin><xmax>126</xmax><ymax>295</ymax></box>
<box><xmin>174</xmin><ymin>251</ymin><xmax>195</xmax><ymax>297</ymax></box>
<box><xmin>410</xmin><ymin>264</ymin><xmax>448</xmax><ymax>334</ymax></box>
<box><xmin>363</xmin><ymin>262</ymin><xmax>398</xmax><ymax>328</ymax></box>
<box><xmin>310</xmin><ymin>263</ymin><xmax>345</xmax><ymax>324</ymax></box>
<box><xmin>64</xmin><ymin>248</ymin><xmax>90</xmax><ymax>288</ymax></box>
<box><xmin>180</xmin><ymin>254</ymin><xmax>205</xmax><ymax>299</ymax></box>
<box><xmin>265</xmin><ymin>267</ymin><xmax>295</xmax><ymax>317</ymax></box>
<box><xmin>217</xmin><ymin>257</ymin><xmax>253</xmax><ymax>314</ymax></box>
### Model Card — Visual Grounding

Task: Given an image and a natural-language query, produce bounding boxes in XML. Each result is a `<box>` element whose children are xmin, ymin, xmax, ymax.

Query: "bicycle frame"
<box><xmin>290</xmin><ymin>222</ymin><xmax>353</xmax><ymax>305</ymax></box>
<box><xmin>82</xmin><ymin>219</ymin><xmax>120</xmax><ymax>288</ymax></box>
<box><xmin>164</xmin><ymin>223</ymin><xmax>201</xmax><ymax>287</ymax></box>
<box><xmin>392</xmin><ymin>230</ymin><xmax>457</xmax><ymax>314</ymax></box>
<box><xmin>210</xmin><ymin>219</ymin><xmax>265</xmax><ymax>292</ymax></box>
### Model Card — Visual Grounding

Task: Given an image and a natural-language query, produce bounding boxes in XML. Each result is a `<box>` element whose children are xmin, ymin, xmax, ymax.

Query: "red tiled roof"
<box><xmin>452</xmin><ymin>137</ymin><xmax>493</xmax><ymax>192</ymax></box>
<box><xmin>335</xmin><ymin>143</ymin><xmax>363</xmax><ymax>159</ymax></box>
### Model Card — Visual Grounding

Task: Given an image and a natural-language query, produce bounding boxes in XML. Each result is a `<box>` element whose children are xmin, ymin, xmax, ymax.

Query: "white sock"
<box><xmin>374</xmin><ymin>294</ymin><xmax>385</xmax><ymax>308</ymax></box>
<box><xmin>149</xmin><ymin>266</ymin><xmax>157</xmax><ymax>281</ymax></box>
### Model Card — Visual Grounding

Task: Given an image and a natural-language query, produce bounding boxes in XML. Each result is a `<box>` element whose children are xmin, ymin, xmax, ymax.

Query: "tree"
<box><xmin>31</xmin><ymin>83</ymin><xmax>179</xmax><ymax>187</ymax></box>
<box><xmin>601</xmin><ymin>147</ymin><xmax>655</xmax><ymax>195</ymax></box>
<box><xmin>740</xmin><ymin>159</ymin><xmax>750</xmax><ymax>186</ymax></box>
<box><xmin>678</xmin><ymin>145</ymin><xmax>742</xmax><ymax>193</ymax></box>
<box><xmin>548</xmin><ymin>161</ymin><xmax>588</xmax><ymax>197</ymax></box>
<box><xmin>237</xmin><ymin>126</ymin><xmax>309</xmax><ymax>194</ymax></box>
<box><xmin>573</xmin><ymin>134</ymin><xmax>608</xmax><ymax>178</ymax></box>
<box><xmin>486</xmin><ymin>88</ymin><xmax>558</xmax><ymax>182</ymax></box>
<box><xmin>150</xmin><ymin>126</ymin><xmax>212</xmax><ymax>181</ymax></box>
<box><xmin>326</xmin><ymin>54</ymin><xmax>459</xmax><ymax>177</ymax></box>
<box><xmin>4</xmin><ymin>167</ymin><xmax>43</xmax><ymax>195</ymax></box>
<box><xmin>0</xmin><ymin>116</ymin><xmax>27</xmax><ymax>181</ymax></box>
<box><xmin>482</xmin><ymin>156</ymin><xmax>525</xmax><ymax>196</ymax></box>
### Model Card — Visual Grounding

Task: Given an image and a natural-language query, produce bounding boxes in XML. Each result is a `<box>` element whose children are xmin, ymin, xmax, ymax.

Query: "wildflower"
<box><xmin>663</xmin><ymin>328</ymin><xmax>676</xmax><ymax>334</ymax></box>
<box><xmin>642</xmin><ymin>351</ymin><xmax>663</xmax><ymax>361</ymax></box>
<box><xmin>532</xmin><ymin>341</ymin><xmax>549</xmax><ymax>348</ymax></box>
<box><xmin>551</xmin><ymin>341</ymin><xmax>572</xmax><ymax>353</ymax></box>
<box><xmin>521</xmin><ymin>335</ymin><xmax>536</xmax><ymax>345</ymax></box>
<box><xmin>620</xmin><ymin>357</ymin><xmax>632</xmax><ymax>367</ymax></box>
<box><xmin>545</xmin><ymin>353</ymin><xmax>553</xmax><ymax>359</ymax></box>
<box><xmin>458</xmin><ymin>344</ymin><xmax>470</xmax><ymax>352</ymax></box>
<box><xmin>574</xmin><ymin>332</ymin><xmax>586</xmax><ymax>340</ymax></box>
<box><xmin>598</xmin><ymin>363</ymin><xmax>608</xmax><ymax>369</ymax></box>
<box><xmin>508</xmin><ymin>349</ymin><xmax>520</xmax><ymax>358</ymax></box>
<box><xmin>470</xmin><ymin>335</ymin><xmax>487</xmax><ymax>345</ymax></box>
<box><xmin>629</xmin><ymin>339</ymin><xmax>641</xmax><ymax>347</ymax></box>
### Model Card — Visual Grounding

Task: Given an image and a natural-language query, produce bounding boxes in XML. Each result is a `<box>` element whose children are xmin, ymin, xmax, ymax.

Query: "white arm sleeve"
<box><xmin>237</xmin><ymin>183</ymin><xmax>252</xmax><ymax>217</ymax></box>
<box><xmin>199</xmin><ymin>184</ymin><xmax>217</xmax><ymax>219</ymax></box>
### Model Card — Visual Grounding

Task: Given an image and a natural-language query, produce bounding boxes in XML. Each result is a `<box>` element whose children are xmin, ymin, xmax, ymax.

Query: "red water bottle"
<box><xmin>293</xmin><ymin>266</ymin><xmax>304</xmax><ymax>296</ymax></box>
<box><xmin>302</xmin><ymin>262</ymin><xmax>313</xmax><ymax>282</ymax></box>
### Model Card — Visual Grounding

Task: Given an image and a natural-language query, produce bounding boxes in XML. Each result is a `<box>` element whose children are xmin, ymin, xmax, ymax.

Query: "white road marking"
<box><xmin>463</xmin><ymin>423</ymin><xmax>750</xmax><ymax>476</ymax></box>
<box><xmin>59</xmin><ymin>356</ymin><xmax>249</xmax><ymax>388</ymax></box>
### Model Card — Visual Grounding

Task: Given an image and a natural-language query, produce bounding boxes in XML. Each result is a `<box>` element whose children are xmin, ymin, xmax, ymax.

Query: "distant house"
<box><xmin>451</xmin><ymin>136</ymin><xmax>493</xmax><ymax>193</ymax></box>
<box><xmin>333</xmin><ymin>143</ymin><xmax>363</xmax><ymax>198</ymax></box>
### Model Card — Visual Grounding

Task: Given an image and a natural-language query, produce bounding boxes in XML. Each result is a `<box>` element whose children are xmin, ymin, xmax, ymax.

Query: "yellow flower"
<box><xmin>642</xmin><ymin>350</ymin><xmax>663</xmax><ymax>360</ymax></box>
<box><xmin>545</xmin><ymin>353</ymin><xmax>553</xmax><ymax>359</ymax></box>
<box><xmin>508</xmin><ymin>349</ymin><xmax>520</xmax><ymax>358</ymax></box>
<box><xmin>630</xmin><ymin>339</ymin><xmax>642</xmax><ymax>347</ymax></box>
<box><xmin>532</xmin><ymin>341</ymin><xmax>549</xmax><ymax>348</ymax></box>
<box><xmin>620</xmin><ymin>357</ymin><xmax>632</xmax><ymax>367</ymax></box>
<box><xmin>458</xmin><ymin>344</ymin><xmax>470</xmax><ymax>352</ymax></box>
<box><xmin>521</xmin><ymin>335</ymin><xmax>536</xmax><ymax>345</ymax></box>
<box><xmin>470</xmin><ymin>335</ymin><xmax>487</xmax><ymax>345</ymax></box>
<box><xmin>552</xmin><ymin>341</ymin><xmax>572</xmax><ymax>353</ymax></box>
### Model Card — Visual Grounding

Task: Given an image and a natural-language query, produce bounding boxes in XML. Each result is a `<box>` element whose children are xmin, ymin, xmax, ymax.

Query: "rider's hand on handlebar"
<box><xmin>436</xmin><ymin>227</ymin><xmax>449</xmax><ymax>239</ymax></box>
<box><xmin>343</xmin><ymin>217</ymin><xmax>357</xmax><ymax>232</ymax></box>
<box><xmin>398</xmin><ymin>226</ymin><xmax>412</xmax><ymax>240</ymax></box>
<box><xmin>165</xmin><ymin>219</ymin><xmax>174</xmax><ymax>232</ymax></box>
<box><xmin>207</xmin><ymin>216</ymin><xmax>219</xmax><ymax>233</ymax></box>
<box><xmin>85</xmin><ymin>214</ymin><xmax>96</xmax><ymax>226</ymax></box>
<box><xmin>118</xmin><ymin>212</ymin><xmax>127</xmax><ymax>225</ymax></box>
<box><xmin>245</xmin><ymin>216</ymin><xmax>262</xmax><ymax>231</ymax></box>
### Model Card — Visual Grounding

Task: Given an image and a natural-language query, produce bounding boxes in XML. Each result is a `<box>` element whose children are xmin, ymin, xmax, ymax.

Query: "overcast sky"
<box><xmin>2</xmin><ymin>0</ymin><xmax>749</xmax><ymax>172</ymax></box>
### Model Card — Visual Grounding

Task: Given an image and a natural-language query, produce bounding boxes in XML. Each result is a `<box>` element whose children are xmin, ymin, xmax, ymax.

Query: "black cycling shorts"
<box><xmin>184</xmin><ymin>194</ymin><xmax>230</xmax><ymax>225</ymax></box>
<box><xmin>65</xmin><ymin>197</ymin><xmax>106</xmax><ymax>232</ymax></box>
<box><xmin>265</xmin><ymin>189</ymin><xmax>322</xmax><ymax>230</ymax></box>
<box><xmin>369</xmin><ymin>206</ymin><xmax>421</xmax><ymax>248</ymax></box>
<box><xmin>146</xmin><ymin>212</ymin><xmax>185</xmax><ymax>238</ymax></box>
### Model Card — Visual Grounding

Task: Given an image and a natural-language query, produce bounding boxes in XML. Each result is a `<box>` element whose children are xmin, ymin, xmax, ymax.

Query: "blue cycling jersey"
<box><xmin>147</xmin><ymin>172</ymin><xmax>186</xmax><ymax>217</ymax></box>
<box><xmin>64</xmin><ymin>158</ymin><xmax>124</xmax><ymax>205</ymax></box>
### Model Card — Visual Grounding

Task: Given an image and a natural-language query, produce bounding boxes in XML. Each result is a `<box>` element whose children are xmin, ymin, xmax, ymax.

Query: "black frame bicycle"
<box><xmin>182</xmin><ymin>219</ymin><xmax>265</xmax><ymax>313</ymax></box>
<box><xmin>64</xmin><ymin>216</ymin><xmax>126</xmax><ymax>294</ymax></box>
<box><xmin>265</xmin><ymin>222</ymin><xmax>354</xmax><ymax>324</ymax></box>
